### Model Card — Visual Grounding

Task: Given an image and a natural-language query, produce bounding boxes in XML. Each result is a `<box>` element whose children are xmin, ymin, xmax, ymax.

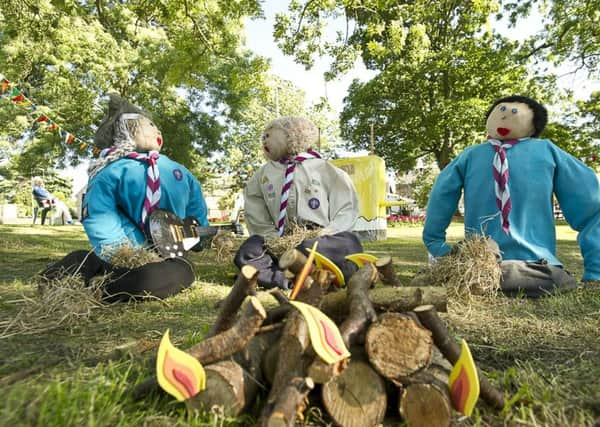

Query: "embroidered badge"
<box><xmin>308</xmin><ymin>198</ymin><xmax>320</xmax><ymax>209</ymax></box>
<box><xmin>173</xmin><ymin>169</ymin><xmax>183</xmax><ymax>181</ymax></box>
<box><xmin>311</xmin><ymin>178</ymin><xmax>320</xmax><ymax>186</ymax></box>
<box><xmin>267</xmin><ymin>183</ymin><xmax>274</xmax><ymax>192</ymax></box>
<box><xmin>262</xmin><ymin>176</ymin><xmax>269</xmax><ymax>184</ymax></box>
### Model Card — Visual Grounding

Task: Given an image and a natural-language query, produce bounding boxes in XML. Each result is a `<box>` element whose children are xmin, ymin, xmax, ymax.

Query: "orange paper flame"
<box><xmin>448</xmin><ymin>339</ymin><xmax>480</xmax><ymax>416</ymax></box>
<box><xmin>156</xmin><ymin>329</ymin><xmax>206</xmax><ymax>401</ymax></box>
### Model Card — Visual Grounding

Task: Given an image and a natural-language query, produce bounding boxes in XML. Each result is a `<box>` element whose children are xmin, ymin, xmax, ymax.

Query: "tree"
<box><xmin>0</xmin><ymin>0</ymin><xmax>268</xmax><ymax>177</ymax></box>
<box><xmin>274</xmin><ymin>0</ymin><xmax>557</xmax><ymax>171</ymax></box>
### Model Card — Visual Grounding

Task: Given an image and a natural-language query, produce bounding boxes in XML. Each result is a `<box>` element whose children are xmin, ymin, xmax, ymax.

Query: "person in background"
<box><xmin>40</xmin><ymin>94</ymin><xmax>208</xmax><ymax>302</ymax></box>
<box><xmin>32</xmin><ymin>176</ymin><xmax>73</xmax><ymax>224</ymax></box>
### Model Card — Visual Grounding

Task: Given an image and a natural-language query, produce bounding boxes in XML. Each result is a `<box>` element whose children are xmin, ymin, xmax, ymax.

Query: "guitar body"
<box><xmin>146</xmin><ymin>209</ymin><xmax>243</xmax><ymax>258</ymax></box>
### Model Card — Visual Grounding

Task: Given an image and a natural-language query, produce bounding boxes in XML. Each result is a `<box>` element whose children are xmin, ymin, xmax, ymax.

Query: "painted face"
<box><xmin>486</xmin><ymin>102</ymin><xmax>535</xmax><ymax>140</ymax></box>
<box><xmin>134</xmin><ymin>116</ymin><xmax>163</xmax><ymax>152</ymax></box>
<box><xmin>262</xmin><ymin>127</ymin><xmax>289</xmax><ymax>161</ymax></box>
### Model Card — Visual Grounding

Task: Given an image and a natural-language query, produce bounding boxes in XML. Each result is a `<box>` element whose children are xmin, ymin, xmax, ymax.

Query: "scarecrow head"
<box><xmin>261</xmin><ymin>116</ymin><xmax>318</xmax><ymax>161</ymax></box>
<box><xmin>94</xmin><ymin>94</ymin><xmax>163</xmax><ymax>153</ymax></box>
<box><xmin>485</xmin><ymin>95</ymin><xmax>548</xmax><ymax>140</ymax></box>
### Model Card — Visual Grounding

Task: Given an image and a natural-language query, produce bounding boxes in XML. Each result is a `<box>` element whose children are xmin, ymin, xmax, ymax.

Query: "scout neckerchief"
<box><xmin>278</xmin><ymin>149</ymin><xmax>321</xmax><ymax>236</ymax></box>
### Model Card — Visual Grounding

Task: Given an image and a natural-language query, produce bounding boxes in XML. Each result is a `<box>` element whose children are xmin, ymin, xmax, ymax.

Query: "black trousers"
<box><xmin>40</xmin><ymin>250</ymin><xmax>195</xmax><ymax>302</ymax></box>
<box><xmin>234</xmin><ymin>231</ymin><xmax>363</xmax><ymax>289</ymax></box>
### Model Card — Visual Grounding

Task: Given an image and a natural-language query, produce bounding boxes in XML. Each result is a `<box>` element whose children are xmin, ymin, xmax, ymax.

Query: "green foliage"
<box><xmin>274</xmin><ymin>0</ymin><xmax>559</xmax><ymax>172</ymax></box>
<box><xmin>0</xmin><ymin>0</ymin><xmax>268</xmax><ymax>176</ymax></box>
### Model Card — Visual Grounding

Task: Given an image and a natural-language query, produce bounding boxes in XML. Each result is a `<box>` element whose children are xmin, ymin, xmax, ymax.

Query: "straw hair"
<box><xmin>265</xmin><ymin>221</ymin><xmax>321</xmax><ymax>258</ymax></box>
<box><xmin>264</xmin><ymin>117</ymin><xmax>318</xmax><ymax>156</ymax></box>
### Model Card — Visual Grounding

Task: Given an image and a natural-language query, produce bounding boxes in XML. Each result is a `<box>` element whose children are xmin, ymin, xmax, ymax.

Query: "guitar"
<box><xmin>146</xmin><ymin>209</ymin><xmax>244</xmax><ymax>258</ymax></box>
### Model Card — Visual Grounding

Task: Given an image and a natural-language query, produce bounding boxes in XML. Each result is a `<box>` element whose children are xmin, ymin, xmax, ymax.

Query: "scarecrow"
<box><xmin>234</xmin><ymin>116</ymin><xmax>362</xmax><ymax>289</ymax></box>
<box><xmin>423</xmin><ymin>95</ymin><xmax>600</xmax><ymax>297</ymax></box>
<box><xmin>40</xmin><ymin>94</ymin><xmax>209</xmax><ymax>301</ymax></box>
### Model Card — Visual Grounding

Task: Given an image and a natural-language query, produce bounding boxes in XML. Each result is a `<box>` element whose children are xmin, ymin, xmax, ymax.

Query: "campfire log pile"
<box><xmin>133</xmin><ymin>253</ymin><xmax>504</xmax><ymax>427</ymax></box>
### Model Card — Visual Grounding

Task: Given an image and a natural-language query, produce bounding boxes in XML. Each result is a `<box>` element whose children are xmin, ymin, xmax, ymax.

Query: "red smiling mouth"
<box><xmin>157</xmin><ymin>137</ymin><xmax>163</xmax><ymax>146</ymax></box>
<box><xmin>497</xmin><ymin>127</ymin><xmax>510</xmax><ymax>136</ymax></box>
<box><xmin>264</xmin><ymin>145</ymin><xmax>270</xmax><ymax>153</ymax></box>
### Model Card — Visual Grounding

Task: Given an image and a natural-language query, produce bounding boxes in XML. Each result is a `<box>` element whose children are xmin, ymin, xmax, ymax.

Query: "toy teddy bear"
<box><xmin>423</xmin><ymin>95</ymin><xmax>600</xmax><ymax>297</ymax></box>
<box><xmin>234</xmin><ymin>116</ymin><xmax>363</xmax><ymax>289</ymax></box>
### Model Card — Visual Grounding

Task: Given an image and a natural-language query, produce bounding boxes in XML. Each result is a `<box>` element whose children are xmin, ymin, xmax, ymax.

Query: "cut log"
<box><xmin>398</xmin><ymin>366</ymin><xmax>452</xmax><ymax>427</ymax></box>
<box><xmin>132</xmin><ymin>296</ymin><xmax>266</xmax><ymax>401</ymax></box>
<box><xmin>268</xmin><ymin>288</ymin><xmax>289</xmax><ymax>305</ymax></box>
<box><xmin>365</xmin><ymin>313</ymin><xmax>433</xmax><ymax>384</ymax></box>
<box><xmin>413</xmin><ymin>304</ymin><xmax>505</xmax><ymax>410</ymax></box>
<box><xmin>321</xmin><ymin>359</ymin><xmax>387</xmax><ymax>427</ymax></box>
<box><xmin>375</xmin><ymin>256</ymin><xmax>402</xmax><ymax>286</ymax></box>
<box><xmin>339</xmin><ymin>262</ymin><xmax>379</xmax><ymax>347</ymax></box>
<box><xmin>207</xmin><ymin>265</ymin><xmax>258</xmax><ymax>337</ymax></box>
<box><xmin>321</xmin><ymin>286</ymin><xmax>447</xmax><ymax>321</ymax></box>
<box><xmin>266</xmin><ymin>377</ymin><xmax>315</xmax><ymax>427</ymax></box>
<box><xmin>186</xmin><ymin>331</ymin><xmax>280</xmax><ymax>416</ymax></box>
<box><xmin>185</xmin><ymin>360</ymin><xmax>256</xmax><ymax>417</ymax></box>
<box><xmin>279</xmin><ymin>248</ymin><xmax>309</xmax><ymax>274</ymax></box>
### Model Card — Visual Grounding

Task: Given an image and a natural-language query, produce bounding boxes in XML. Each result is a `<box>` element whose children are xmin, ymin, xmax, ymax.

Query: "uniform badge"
<box><xmin>173</xmin><ymin>169</ymin><xmax>183</xmax><ymax>181</ymax></box>
<box><xmin>308</xmin><ymin>198</ymin><xmax>320</xmax><ymax>209</ymax></box>
<box><xmin>267</xmin><ymin>183</ymin><xmax>274</xmax><ymax>192</ymax></box>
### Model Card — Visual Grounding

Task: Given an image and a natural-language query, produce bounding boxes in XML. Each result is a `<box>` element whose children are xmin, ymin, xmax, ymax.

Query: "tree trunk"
<box><xmin>321</xmin><ymin>359</ymin><xmax>387</xmax><ymax>427</ymax></box>
<box><xmin>365</xmin><ymin>313</ymin><xmax>433</xmax><ymax>384</ymax></box>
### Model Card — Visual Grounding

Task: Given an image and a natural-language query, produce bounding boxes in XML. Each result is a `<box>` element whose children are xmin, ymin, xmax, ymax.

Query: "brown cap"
<box><xmin>93</xmin><ymin>93</ymin><xmax>152</xmax><ymax>149</ymax></box>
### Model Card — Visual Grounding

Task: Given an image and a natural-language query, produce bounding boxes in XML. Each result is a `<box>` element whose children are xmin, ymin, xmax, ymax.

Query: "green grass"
<box><xmin>0</xmin><ymin>223</ymin><xmax>599</xmax><ymax>426</ymax></box>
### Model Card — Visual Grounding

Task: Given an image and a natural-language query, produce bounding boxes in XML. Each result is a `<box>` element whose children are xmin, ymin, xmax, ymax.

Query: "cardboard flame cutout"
<box><xmin>312</xmin><ymin>250</ymin><xmax>345</xmax><ymax>287</ymax></box>
<box><xmin>289</xmin><ymin>301</ymin><xmax>350</xmax><ymax>365</ymax></box>
<box><xmin>156</xmin><ymin>329</ymin><xmax>206</xmax><ymax>401</ymax></box>
<box><xmin>448</xmin><ymin>339</ymin><xmax>480</xmax><ymax>416</ymax></box>
<box><xmin>345</xmin><ymin>253</ymin><xmax>378</xmax><ymax>267</ymax></box>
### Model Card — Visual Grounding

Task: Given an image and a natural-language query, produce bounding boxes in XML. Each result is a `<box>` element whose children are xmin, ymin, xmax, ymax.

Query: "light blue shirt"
<box><xmin>82</xmin><ymin>154</ymin><xmax>208</xmax><ymax>258</ymax></box>
<box><xmin>423</xmin><ymin>138</ymin><xmax>600</xmax><ymax>281</ymax></box>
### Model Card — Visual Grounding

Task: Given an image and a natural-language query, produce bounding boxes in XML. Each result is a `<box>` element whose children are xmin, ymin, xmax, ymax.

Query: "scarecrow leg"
<box><xmin>207</xmin><ymin>264</ymin><xmax>258</xmax><ymax>337</ymax></box>
<box><xmin>279</xmin><ymin>248</ymin><xmax>309</xmax><ymax>274</ymax></box>
<box><xmin>413</xmin><ymin>304</ymin><xmax>505</xmax><ymax>410</ymax></box>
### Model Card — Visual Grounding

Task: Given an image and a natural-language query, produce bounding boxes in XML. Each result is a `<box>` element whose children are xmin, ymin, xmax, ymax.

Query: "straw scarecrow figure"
<box><xmin>423</xmin><ymin>95</ymin><xmax>600</xmax><ymax>297</ymax></box>
<box><xmin>234</xmin><ymin>116</ymin><xmax>362</xmax><ymax>289</ymax></box>
<box><xmin>40</xmin><ymin>94</ymin><xmax>209</xmax><ymax>301</ymax></box>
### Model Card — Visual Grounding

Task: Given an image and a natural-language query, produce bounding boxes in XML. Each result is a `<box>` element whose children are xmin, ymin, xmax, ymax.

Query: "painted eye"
<box><xmin>500</xmin><ymin>105</ymin><xmax>507</xmax><ymax>112</ymax></box>
<box><xmin>511</xmin><ymin>108</ymin><xmax>518</xmax><ymax>114</ymax></box>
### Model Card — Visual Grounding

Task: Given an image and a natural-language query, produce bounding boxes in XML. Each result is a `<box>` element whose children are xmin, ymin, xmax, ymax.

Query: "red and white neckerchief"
<box><xmin>278</xmin><ymin>150</ymin><xmax>321</xmax><ymax>236</ymax></box>
<box><xmin>488</xmin><ymin>137</ymin><xmax>529</xmax><ymax>234</ymax></box>
<box><xmin>127</xmin><ymin>150</ymin><xmax>161</xmax><ymax>229</ymax></box>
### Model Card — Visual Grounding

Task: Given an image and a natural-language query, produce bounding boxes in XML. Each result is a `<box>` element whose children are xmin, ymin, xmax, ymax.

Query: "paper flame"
<box><xmin>156</xmin><ymin>329</ymin><xmax>206</xmax><ymax>401</ymax></box>
<box><xmin>448</xmin><ymin>339</ymin><xmax>480</xmax><ymax>416</ymax></box>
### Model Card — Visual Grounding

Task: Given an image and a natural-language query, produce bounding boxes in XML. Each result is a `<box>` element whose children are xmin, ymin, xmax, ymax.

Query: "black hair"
<box><xmin>485</xmin><ymin>95</ymin><xmax>548</xmax><ymax>137</ymax></box>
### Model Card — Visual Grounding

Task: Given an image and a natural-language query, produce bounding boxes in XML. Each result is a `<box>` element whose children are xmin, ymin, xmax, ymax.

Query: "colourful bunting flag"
<box><xmin>448</xmin><ymin>339</ymin><xmax>480</xmax><ymax>416</ymax></box>
<box><xmin>156</xmin><ymin>329</ymin><xmax>206</xmax><ymax>401</ymax></box>
<box><xmin>0</xmin><ymin>72</ymin><xmax>97</xmax><ymax>154</ymax></box>
<box><xmin>289</xmin><ymin>301</ymin><xmax>350</xmax><ymax>365</ymax></box>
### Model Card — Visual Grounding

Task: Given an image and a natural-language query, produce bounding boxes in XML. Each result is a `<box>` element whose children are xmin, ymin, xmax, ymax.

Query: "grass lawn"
<box><xmin>0</xmin><ymin>223</ymin><xmax>599</xmax><ymax>426</ymax></box>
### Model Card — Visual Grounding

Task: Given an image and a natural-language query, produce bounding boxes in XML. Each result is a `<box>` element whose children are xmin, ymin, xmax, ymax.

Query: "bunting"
<box><xmin>0</xmin><ymin>72</ymin><xmax>100</xmax><ymax>155</ymax></box>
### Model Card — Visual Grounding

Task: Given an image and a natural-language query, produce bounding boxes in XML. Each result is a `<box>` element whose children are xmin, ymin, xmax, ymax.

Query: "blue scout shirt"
<box><xmin>82</xmin><ymin>154</ymin><xmax>208</xmax><ymax>258</ymax></box>
<box><xmin>423</xmin><ymin>138</ymin><xmax>600</xmax><ymax>281</ymax></box>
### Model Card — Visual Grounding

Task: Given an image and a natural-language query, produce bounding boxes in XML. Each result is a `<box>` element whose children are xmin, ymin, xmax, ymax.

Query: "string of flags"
<box><xmin>0</xmin><ymin>72</ymin><xmax>100</xmax><ymax>156</ymax></box>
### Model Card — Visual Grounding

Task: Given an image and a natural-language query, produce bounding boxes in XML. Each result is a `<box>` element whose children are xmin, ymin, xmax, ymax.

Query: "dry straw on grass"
<box><xmin>0</xmin><ymin>272</ymin><xmax>109</xmax><ymax>339</ymax></box>
<box><xmin>210</xmin><ymin>232</ymin><xmax>245</xmax><ymax>263</ymax></box>
<box><xmin>411</xmin><ymin>235</ymin><xmax>501</xmax><ymax>299</ymax></box>
<box><xmin>105</xmin><ymin>245</ymin><xmax>163</xmax><ymax>268</ymax></box>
